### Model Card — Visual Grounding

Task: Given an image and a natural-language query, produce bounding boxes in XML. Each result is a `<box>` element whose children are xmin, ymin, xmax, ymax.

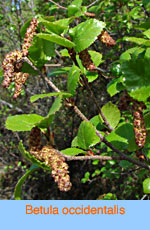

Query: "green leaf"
<box><xmin>21</xmin><ymin>18</ymin><xmax>32</xmax><ymax>38</ymax></box>
<box><xmin>55</xmin><ymin>17</ymin><xmax>76</xmax><ymax>27</ymax></box>
<box><xmin>61</xmin><ymin>148</ymin><xmax>86</xmax><ymax>156</ymax></box>
<box><xmin>90</xmin><ymin>115</ymin><xmax>104</xmax><ymax>131</ymax></box>
<box><xmin>143</xmin><ymin>178</ymin><xmax>150</xmax><ymax>194</ymax></box>
<box><xmin>144</xmin><ymin>112</ymin><xmax>150</xmax><ymax>129</ymax></box>
<box><xmin>120</xmin><ymin>47</ymin><xmax>140</xmax><ymax>61</ymax></box>
<box><xmin>86</xmin><ymin>71</ymin><xmax>99</xmax><ymax>83</ymax></box>
<box><xmin>28</xmin><ymin>36</ymin><xmax>55</xmax><ymax>68</ymax></box>
<box><xmin>14</xmin><ymin>165</ymin><xmax>39</xmax><ymax>200</ymax></box>
<box><xmin>30</xmin><ymin>92</ymin><xmax>72</xmax><ymax>103</ymax></box>
<box><xmin>102</xmin><ymin>193</ymin><xmax>117</xmax><ymax>200</ymax></box>
<box><xmin>38</xmin><ymin>17</ymin><xmax>67</xmax><ymax>35</ymax></box>
<box><xmin>37</xmin><ymin>115</ymin><xmax>54</xmax><ymax>129</ymax></box>
<box><xmin>5</xmin><ymin>114</ymin><xmax>44</xmax><ymax>131</ymax></box>
<box><xmin>67</xmin><ymin>65</ymin><xmax>80</xmax><ymax>95</ymax></box>
<box><xmin>107</xmin><ymin>77</ymin><xmax>123</xmax><ymax>97</ymax></box>
<box><xmin>36</xmin><ymin>33</ymin><xmax>75</xmax><ymax>48</ymax></box>
<box><xmin>18</xmin><ymin>141</ymin><xmax>50</xmax><ymax>170</ymax></box>
<box><xmin>119</xmin><ymin>160</ymin><xmax>132</xmax><ymax>168</ymax></box>
<box><xmin>21</xmin><ymin>61</ymin><xmax>39</xmax><ymax>75</ymax></box>
<box><xmin>106</xmin><ymin>123</ymin><xmax>134</xmax><ymax>150</ymax></box>
<box><xmin>68</xmin><ymin>0</ymin><xmax>83</xmax><ymax>17</ymax></box>
<box><xmin>127</xmin><ymin>136</ymin><xmax>138</xmax><ymax>152</ymax></box>
<box><xmin>135</xmin><ymin>19</ymin><xmax>150</xmax><ymax>31</ymax></box>
<box><xmin>71</xmin><ymin>136</ymin><xmax>79</xmax><ymax>147</ymax></box>
<box><xmin>60</xmin><ymin>49</ymin><xmax>70</xmax><ymax>57</ymax></box>
<box><xmin>69</xmin><ymin>19</ymin><xmax>105</xmax><ymax>52</ymax></box>
<box><xmin>101</xmin><ymin>102</ymin><xmax>120</xmax><ymax>129</ymax></box>
<box><xmin>88</xmin><ymin>51</ymin><xmax>103</xmax><ymax>67</ymax></box>
<box><xmin>121</xmin><ymin>53</ymin><xmax>150</xmax><ymax>101</ymax></box>
<box><xmin>143</xmin><ymin>29</ymin><xmax>150</xmax><ymax>39</ymax></box>
<box><xmin>77</xmin><ymin>121</ymin><xmax>99</xmax><ymax>149</ymax></box>
<box><xmin>48</xmin><ymin>67</ymin><xmax>70</xmax><ymax>77</ymax></box>
<box><xmin>123</xmin><ymin>36</ymin><xmax>150</xmax><ymax>46</ymax></box>
<box><xmin>143</xmin><ymin>0</ymin><xmax>150</xmax><ymax>8</ymax></box>
<box><xmin>48</xmin><ymin>96</ymin><xmax>62</xmax><ymax>115</ymax></box>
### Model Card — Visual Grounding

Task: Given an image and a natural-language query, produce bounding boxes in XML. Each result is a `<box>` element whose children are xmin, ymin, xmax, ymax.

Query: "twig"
<box><xmin>87</xmin><ymin>0</ymin><xmax>100</xmax><ymax>9</ymax></box>
<box><xmin>0</xmin><ymin>99</ymin><xmax>23</xmax><ymax>113</ymax></box>
<box><xmin>56</xmin><ymin>150</ymin><xmax>122</xmax><ymax>161</ymax></box>
<box><xmin>81</xmin><ymin>75</ymin><xmax>114</xmax><ymax>132</ymax></box>
<box><xmin>48</xmin><ymin>0</ymin><xmax>67</xmax><ymax>10</ymax></box>
<box><xmin>20</xmin><ymin>57</ymin><xmax>150</xmax><ymax>170</ymax></box>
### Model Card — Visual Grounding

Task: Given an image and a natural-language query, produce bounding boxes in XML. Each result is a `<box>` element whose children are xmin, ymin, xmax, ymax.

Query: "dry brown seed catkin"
<box><xmin>79</xmin><ymin>49</ymin><xmax>96</xmax><ymax>71</ymax></box>
<box><xmin>133</xmin><ymin>101</ymin><xmax>146</xmax><ymax>148</ymax></box>
<box><xmin>98</xmin><ymin>31</ymin><xmax>116</xmax><ymax>46</ymax></box>
<box><xmin>22</xmin><ymin>18</ymin><xmax>38</xmax><ymax>57</ymax></box>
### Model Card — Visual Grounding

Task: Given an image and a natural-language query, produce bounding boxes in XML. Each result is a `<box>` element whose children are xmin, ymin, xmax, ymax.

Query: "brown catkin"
<box><xmin>2</xmin><ymin>18</ymin><xmax>38</xmax><ymax>98</ymax></box>
<box><xmin>29</xmin><ymin>127</ymin><xmax>72</xmax><ymax>192</ymax></box>
<box><xmin>2</xmin><ymin>50</ymin><xmax>23</xmax><ymax>88</ymax></box>
<box><xmin>79</xmin><ymin>49</ymin><xmax>96</xmax><ymax>71</ymax></box>
<box><xmin>22</xmin><ymin>18</ymin><xmax>38</xmax><ymax>56</ymax></box>
<box><xmin>132</xmin><ymin>101</ymin><xmax>146</xmax><ymax>148</ymax></box>
<box><xmin>98</xmin><ymin>31</ymin><xmax>116</xmax><ymax>46</ymax></box>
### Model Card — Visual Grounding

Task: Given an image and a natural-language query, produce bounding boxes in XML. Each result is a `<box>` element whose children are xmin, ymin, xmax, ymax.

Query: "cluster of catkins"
<box><xmin>29</xmin><ymin>127</ymin><xmax>72</xmax><ymax>192</ymax></box>
<box><xmin>68</xmin><ymin>31</ymin><xmax>116</xmax><ymax>72</ymax></box>
<box><xmin>2</xmin><ymin>18</ymin><xmax>38</xmax><ymax>98</ymax></box>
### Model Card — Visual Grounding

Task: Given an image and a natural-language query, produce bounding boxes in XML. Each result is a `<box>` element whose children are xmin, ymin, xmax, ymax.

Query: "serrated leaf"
<box><xmin>71</xmin><ymin>136</ymin><xmax>79</xmax><ymax>147</ymax></box>
<box><xmin>106</xmin><ymin>123</ymin><xmax>134</xmax><ymax>150</ymax></box>
<box><xmin>28</xmin><ymin>36</ymin><xmax>55</xmax><ymax>68</ymax></box>
<box><xmin>38</xmin><ymin>17</ymin><xmax>67</xmax><ymax>35</ymax></box>
<box><xmin>88</xmin><ymin>51</ymin><xmax>103</xmax><ymax>67</ymax></box>
<box><xmin>48</xmin><ymin>96</ymin><xmax>62</xmax><ymax>115</ymax></box>
<box><xmin>120</xmin><ymin>47</ymin><xmax>139</xmax><ymax>61</ymax></box>
<box><xmin>90</xmin><ymin>115</ymin><xmax>104</xmax><ymax>131</ymax></box>
<box><xmin>48</xmin><ymin>67</ymin><xmax>70</xmax><ymax>77</ymax></box>
<box><xmin>107</xmin><ymin>77</ymin><xmax>123</xmax><ymax>97</ymax></box>
<box><xmin>18</xmin><ymin>141</ymin><xmax>50</xmax><ymax>170</ymax></box>
<box><xmin>143</xmin><ymin>178</ymin><xmax>150</xmax><ymax>194</ymax></box>
<box><xmin>14</xmin><ymin>165</ymin><xmax>39</xmax><ymax>200</ymax></box>
<box><xmin>36</xmin><ymin>33</ymin><xmax>75</xmax><ymax>48</ymax></box>
<box><xmin>21</xmin><ymin>18</ymin><xmax>32</xmax><ymax>38</ymax></box>
<box><xmin>68</xmin><ymin>0</ymin><xmax>83</xmax><ymax>17</ymax></box>
<box><xmin>69</xmin><ymin>19</ymin><xmax>105</xmax><ymax>52</ymax></box>
<box><xmin>37</xmin><ymin>115</ymin><xmax>54</xmax><ymax>129</ymax></box>
<box><xmin>30</xmin><ymin>92</ymin><xmax>72</xmax><ymax>103</ymax></box>
<box><xmin>67</xmin><ymin>65</ymin><xmax>80</xmax><ymax>95</ymax></box>
<box><xmin>61</xmin><ymin>148</ymin><xmax>86</xmax><ymax>156</ymax></box>
<box><xmin>86</xmin><ymin>71</ymin><xmax>99</xmax><ymax>83</ymax></box>
<box><xmin>77</xmin><ymin>121</ymin><xmax>99</xmax><ymax>149</ymax></box>
<box><xmin>123</xmin><ymin>36</ymin><xmax>150</xmax><ymax>46</ymax></box>
<box><xmin>55</xmin><ymin>17</ymin><xmax>76</xmax><ymax>27</ymax></box>
<box><xmin>101</xmin><ymin>102</ymin><xmax>120</xmax><ymax>129</ymax></box>
<box><xmin>5</xmin><ymin>114</ymin><xmax>44</xmax><ymax>131</ymax></box>
<box><xmin>121</xmin><ymin>54</ymin><xmax>150</xmax><ymax>101</ymax></box>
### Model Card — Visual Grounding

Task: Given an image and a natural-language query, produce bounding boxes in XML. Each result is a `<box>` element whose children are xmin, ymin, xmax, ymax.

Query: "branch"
<box><xmin>48</xmin><ymin>0</ymin><xmax>67</xmax><ymax>10</ymax></box>
<box><xmin>21</xmin><ymin>57</ymin><xmax>150</xmax><ymax>170</ymax></box>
